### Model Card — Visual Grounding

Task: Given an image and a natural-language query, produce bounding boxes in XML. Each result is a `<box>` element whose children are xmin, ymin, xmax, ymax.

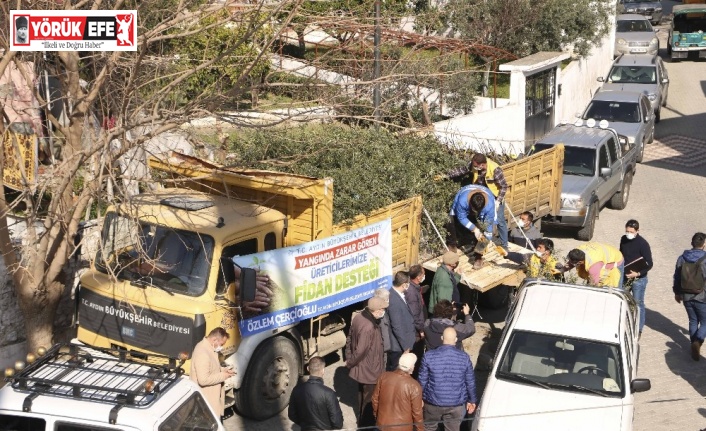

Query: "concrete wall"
<box><xmin>556</xmin><ymin>23</ymin><xmax>616</xmax><ymax>124</ymax></box>
<box><xmin>433</xmin><ymin>103</ymin><xmax>526</xmax><ymax>156</ymax></box>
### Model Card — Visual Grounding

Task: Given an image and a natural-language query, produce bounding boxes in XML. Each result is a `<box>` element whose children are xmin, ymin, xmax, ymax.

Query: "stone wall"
<box><xmin>0</xmin><ymin>217</ymin><xmax>102</xmax><ymax>370</ymax></box>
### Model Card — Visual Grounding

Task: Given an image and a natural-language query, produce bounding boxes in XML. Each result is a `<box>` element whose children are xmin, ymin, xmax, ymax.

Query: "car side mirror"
<box><xmin>662</xmin><ymin>78</ymin><xmax>669</xmax><ymax>84</ymax></box>
<box><xmin>654</xmin><ymin>28</ymin><xmax>659</xmax><ymax>33</ymax></box>
<box><xmin>631</xmin><ymin>378</ymin><xmax>651</xmax><ymax>393</ymax></box>
<box><xmin>600</xmin><ymin>167</ymin><xmax>611</xmax><ymax>177</ymax></box>
<box><xmin>575</xmin><ymin>111</ymin><xmax>582</xmax><ymax>118</ymax></box>
<box><xmin>597</xmin><ymin>76</ymin><xmax>604</xmax><ymax>82</ymax></box>
<box><xmin>240</xmin><ymin>267</ymin><xmax>257</xmax><ymax>303</ymax></box>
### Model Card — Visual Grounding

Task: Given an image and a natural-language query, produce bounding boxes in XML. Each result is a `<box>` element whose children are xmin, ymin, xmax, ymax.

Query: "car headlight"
<box><xmin>627</xmin><ymin>136</ymin><xmax>636</xmax><ymax>144</ymax></box>
<box><xmin>617</xmin><ymin>38</ymin><xmax>627</xmax><ymax>45</ymax></box>
<box><xmin>626</xmin><ymin>8</ymin><xmax>636</xmax><ymax>12</ymax></box>
<box><xmin>655</xmin><ymin>7</ymin><xmax>662</xmax><ymax>12</ymax></box>
<box><xmin>647</xmin><ymin>93</ymin><xmax>657</xmax><ymax>101</ymax></box>
<box><xmin>650</xmin><ymin>37</ymin><xmax>658</xmax><ymax>45</ymax></box>
<box><xmin>561</xmin><ymin>195</ymin><xmax>584</xmax><ymax>210</ymax></box>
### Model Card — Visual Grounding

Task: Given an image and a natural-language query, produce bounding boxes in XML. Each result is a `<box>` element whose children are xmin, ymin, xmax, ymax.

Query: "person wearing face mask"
<box><xmin>509</xmin><ymin>211</ymin><xmax>542</xmax><ymax>249</ymax></box>
<box><xmin>405</xmin><ymin>265</ymin><xmax>428</xmax><ymax>378</ymax></box>
<box><xmin>526</xmin><ymin>238</ymin><xmax>561</xmax><ymax>280</ymax></box>
<box><xmin>190</xmin><ymin>327</ymin><xmax>236</xmax><ymax>419</ymax></box>
<box><xmin>346</xmin><ymin>296</ymin><xmax>388</xmax><ymax>427</ymax></box>
<box><xmin>619</xmin><ymin>219</ymin><xmax>653</xmax><ymax>335</ymax></box>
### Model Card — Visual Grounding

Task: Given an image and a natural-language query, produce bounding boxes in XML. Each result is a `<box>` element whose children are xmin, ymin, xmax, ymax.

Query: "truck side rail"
<box><xmin>503</xmin><ymin>145</ymin><xmax>564</xmax><ymax>225</ymax></box>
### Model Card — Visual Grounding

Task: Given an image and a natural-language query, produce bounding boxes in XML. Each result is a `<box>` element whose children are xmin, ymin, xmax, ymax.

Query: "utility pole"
<box><xmin>373</xmin><ymin>0</ymin><xmax>381</xmax><ymax>127</ymax></box>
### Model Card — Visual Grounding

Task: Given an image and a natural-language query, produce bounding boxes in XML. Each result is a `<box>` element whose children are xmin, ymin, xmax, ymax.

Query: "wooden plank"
<box><xmin>423</xmin><ymin>243</ymin><xmax>530</xmax><ymax>292</ymax></box>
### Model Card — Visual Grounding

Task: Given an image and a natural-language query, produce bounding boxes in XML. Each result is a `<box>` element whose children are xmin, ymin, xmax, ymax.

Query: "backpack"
<box><xmin>680</xmin><ymin>255</ymin><xmax>706</xmax><ymax>294</ymax></box>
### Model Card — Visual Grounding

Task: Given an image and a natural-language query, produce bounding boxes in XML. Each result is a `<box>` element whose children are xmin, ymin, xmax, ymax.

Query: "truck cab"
<box><xmin>531</xmin><ymin>121</ymin><xmax>636</xmax><ymax>241</ymax></box>
<box><xmin>668</xmin><ymin>4</ymin><xmax>706</xmax><ymax>61</ymax></box>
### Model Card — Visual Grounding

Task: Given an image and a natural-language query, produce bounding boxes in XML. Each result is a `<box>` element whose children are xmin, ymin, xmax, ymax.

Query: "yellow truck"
<box><xmin>76</xmin><ymin>147</ymin><xmax>563</xmax><ymax>420</ymax></box>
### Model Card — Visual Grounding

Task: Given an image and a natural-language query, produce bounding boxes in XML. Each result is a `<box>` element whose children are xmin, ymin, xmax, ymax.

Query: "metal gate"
<box><xmin>524</xmin><ymin>68</ymin><xmax>556</xmax><ymax>148</ymax></box>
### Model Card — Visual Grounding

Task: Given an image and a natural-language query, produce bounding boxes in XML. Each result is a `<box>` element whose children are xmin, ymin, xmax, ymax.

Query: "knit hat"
<box><xmin>15</xmin><ymin>16</ymin><xmax>28</xmax><ymax>29</ymax></box>
<box><xmin>367</xmin><ymin>296</ymin><xmax>388</xmax><ymax>311</ymax></box>
<box><xmin>442</xmin><ymin>251</ymin><xmax>459</xmax><ymax>266</ymax></box>
<box><xmin>398</xmin><ymin>353</ymin><xmax>417</xmax><ymax>372</ymax></box>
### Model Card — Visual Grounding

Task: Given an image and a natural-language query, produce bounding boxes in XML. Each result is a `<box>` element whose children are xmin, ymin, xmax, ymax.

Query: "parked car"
<box><xmin>617</xmin><ymin>0</ymin><xmax>664</xmax><ymax>25</ymax></box>
<box><xmin>582</xmin><ymin>90</ymin><xmax>655</xmax><ymax>162</ymax></box>
<box><xmin>667</xmin><ymin>3</ymin><xmax>706</xmax><ymax>61</ymax></box>
<box><xmin>471</xmin><ymin>280</ymin><xmax>651</xmax><ymax>431</ymax></box>
<box><xmin>531</xmin><ymin>122</ymin><xmax>637</xmax><ymax>241</ymax></box>
<box><xmin>0</xmin><ymin>342</ymin><xmax>225</xmax><ymax>431</ymax></box>
<box><xmin>615</xmin><ymin>14</ymin><xmax>659</xmax><ymax>56</ymax></box>
<box><xmin>598</xmin><ymin>54</ymin><xmax>669</xmax><ymax>122</ymax></box>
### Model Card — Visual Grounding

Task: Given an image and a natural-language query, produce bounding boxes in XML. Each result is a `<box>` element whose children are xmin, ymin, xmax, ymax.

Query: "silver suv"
<box><xmin>598</xmin><ymin>54</ymin><xmax>669</xmax><ymax>122</ymax></box>
<box><xmin>582</xmin><ymin>90</ymin><xmax>654</xmax><ymax>163</ymax></box>
<box><xmin>617</xmin><ymin>0</ymin><xmax>664</xmax><ymax>25</ymax></box>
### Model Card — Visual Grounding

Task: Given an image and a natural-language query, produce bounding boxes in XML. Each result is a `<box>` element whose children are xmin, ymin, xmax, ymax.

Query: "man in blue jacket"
<box><xmin>447</xmin><ymin>185</ymin><xmax>496</xmax><ymax>251</ymax></box>
<box><xmin>417</xmin><ymin>327</ymin><xmax>477</xmax><ymax>431</ymax></box>
<box><xmin>673</xmin><ymin>232</ymin><xmax>706</xmax><ymax>361</ymax></box>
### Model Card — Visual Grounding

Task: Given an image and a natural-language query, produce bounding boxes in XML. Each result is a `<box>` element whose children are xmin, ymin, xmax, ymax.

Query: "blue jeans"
<box><xmin>497</xmin><ymin>201</ymin><xmax>508</xmax><ymax>250</ymax></box>
<box><xmin>684</xmin><ymin>299</ymin><xmax>706</xmax><ymax>344</ymax></box>
<box><xmin>629</xmin><ymin>276</ymin><xmax>648</xmax><ymax>333</ymax></box>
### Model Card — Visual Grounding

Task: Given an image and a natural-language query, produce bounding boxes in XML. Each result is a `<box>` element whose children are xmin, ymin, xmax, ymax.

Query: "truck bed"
<box><xmin>423</xmin><ymin>243</ymin><xmax>529</xmax><ymax>293</ymax></box>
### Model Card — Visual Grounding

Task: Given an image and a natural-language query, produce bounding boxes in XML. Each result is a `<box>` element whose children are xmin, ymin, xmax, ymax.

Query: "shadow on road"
<box><xmin>645</xmin><ymin>308</ymin><xmax>706</xmax><ymax>400</ymax></box>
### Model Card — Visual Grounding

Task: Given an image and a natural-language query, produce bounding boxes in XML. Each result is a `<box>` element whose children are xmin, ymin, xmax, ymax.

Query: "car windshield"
<box><xmin>584</xmin><ymin>100</ymin><xmax>640</xmax><ymax>123</ymax></box>
<box><xmin>496</xmin><ymin>330</ymin><xmax>624</xmax><ymax>397</ymax></box>
<box><xmin>95</xmin><ymin>212</ymin><xmax>215</xmax><ymax>296</ymax></box>
<box><xmin>607</xmin><ymin>66</ymin><xmax>656</xmax><ymax>84</ymax></box>
<box><xmin>533</xmin><ymin>144</ymin><xmax>596</xmax><ymax>177</ymax></box>
<box><xmin>617</xmin><ymin>19</ymin><xmax>653</xmax><ymax>32</ymax></box>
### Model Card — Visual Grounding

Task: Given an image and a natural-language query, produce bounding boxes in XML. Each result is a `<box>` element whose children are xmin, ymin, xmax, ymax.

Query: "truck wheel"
<box><xmin>576</xmin><ymin>204</ymin><xmax>597</xmax><ymax>241</ymax></box>
<box><xmin>234</xmin><ymin>336</ymin><xmax>300</xmax><ymax>420</ymax></box>
<box><xmin>610</xmin><ymin>173</ymin><xmax>632</xmax><ymax>210</ymax></box>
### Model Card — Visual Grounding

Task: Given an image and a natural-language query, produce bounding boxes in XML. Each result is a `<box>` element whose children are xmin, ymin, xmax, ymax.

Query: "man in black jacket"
<box><xmin>619</xmin><ymin>219</ymin><xmax>653</xmax><ymax>336</ymax></box>
<box><xmin>387</xmin><ymin>271</ymin><xmax>417</xmax><ymax>371</ymax></box>
<box><xmin>288</xmin><ymin>356</ymin><xmax>343</xmax><ymax>430</ymax></box>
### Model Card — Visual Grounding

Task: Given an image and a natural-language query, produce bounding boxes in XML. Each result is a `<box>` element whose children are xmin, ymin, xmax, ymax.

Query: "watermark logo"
<box><xmin>10</xmin><ymin>10</ymin><xmax>137</xmax><ymax>51</ymax></box>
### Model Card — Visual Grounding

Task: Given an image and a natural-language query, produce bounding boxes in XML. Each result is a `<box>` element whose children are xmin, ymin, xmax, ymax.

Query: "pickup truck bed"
<box><xmin>423</xmin><ymin>243</ymin><xmax>529</xmax><ymax>293</ymax></box>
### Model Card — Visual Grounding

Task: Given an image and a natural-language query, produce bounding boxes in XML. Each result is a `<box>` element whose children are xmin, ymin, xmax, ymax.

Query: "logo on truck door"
<box><xmin>234</xmin><ymin>219</ymin><xmax>393</xmax><ymax>337</ymax></box>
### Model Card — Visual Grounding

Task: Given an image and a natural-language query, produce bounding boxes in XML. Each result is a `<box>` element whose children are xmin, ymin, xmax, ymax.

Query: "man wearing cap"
<box><xmin>428</xmin><ymin>251</ymin><xmax>461</xmax><ymax>315</ymax></box>
<box><xmin>566</xmin><ymin>242</ymin><xmax>624</xmax><ymax>288</ymax></box>
<box><xmin>372</xmin><ymin>352</ymin><xmax>424</xmax><ymax>431</ymax></box>
<box><xmin>346</xmin><ymin>296</ymin><xmax>388</xmax><ymax>427</ymax></box>
<box><xmin>418</xmin><ymin>328</ymin><xmax>477</xmax><ymax>431</ymax></box>
<box><xmin>15</xmin><ymin>16</ymin><xmax>29</xmax><ymax>44</ymax></box>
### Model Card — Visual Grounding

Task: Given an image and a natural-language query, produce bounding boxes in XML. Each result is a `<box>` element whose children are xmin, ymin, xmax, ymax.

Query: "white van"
<box><xmin>0</xmin><ymin>342</ymin><xmax>224</xmax><ymax>431</ymax></box>
<box><xmin>472</xmin><ymin>279</ymin><xmax>650</xmax><ymax>431</ymax></box>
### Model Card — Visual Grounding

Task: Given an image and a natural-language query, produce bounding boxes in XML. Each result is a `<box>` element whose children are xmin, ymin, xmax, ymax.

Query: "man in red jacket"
<box><xmin>346</xmin><ymin>296</ymin><xmax>388</xmax><ymax>427</ymax></box>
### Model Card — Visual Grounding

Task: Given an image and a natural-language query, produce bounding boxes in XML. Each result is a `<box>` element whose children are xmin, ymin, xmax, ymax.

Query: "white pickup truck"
<box><xmin>0</xmin><ymin>342</ymin><xmax>224</xmax><ymax>431</ymax></box>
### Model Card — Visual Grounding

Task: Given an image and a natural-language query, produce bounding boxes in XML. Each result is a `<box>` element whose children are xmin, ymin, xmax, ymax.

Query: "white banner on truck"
<box><xmin>234</xmin><ymin>219</ymin><xmax>393</xmax><ymax>337</ymax></box>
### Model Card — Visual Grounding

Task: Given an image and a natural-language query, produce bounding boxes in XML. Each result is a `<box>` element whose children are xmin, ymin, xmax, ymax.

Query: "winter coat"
<box><xmin>404</xmin><ymin>281</ymin><xmax>426</xmax><ymax>333</ymax></box>
<box><xmin>423</xmin><ymin>316</ymin><xmax>475</xmax><ymax>350</ymax></box>
<box><xmin>190</xmin><ymin>338</ymin><xmax>230</xmax><ymax>416</ymax></box>
<box><xmin>418</xmin><ymin>345</ymin><xmax>478</xmax><ymax>407</ymax></box>
<box><xmin>288</xmin><ymin>376</ymin><xmax>344</xmax><ymax>430</ymax></box>
<box><xmin>428</xmin><ymin>265</ymin><xmax>461</xmax><ymax>314</ymax></box>
<box><xmin>673</xmin><ymin>248</ymin><xmax>706</xmax><ymax>302</ymax></box>
<box><xmin>346</xmin><ymin>309</ymin><xmax>385</xmax><ymax>384</ymax></box>
<box><xmin>372</xmin><ymin>370</ymin><xmax>423</xmax><ymax>431</ymax></box>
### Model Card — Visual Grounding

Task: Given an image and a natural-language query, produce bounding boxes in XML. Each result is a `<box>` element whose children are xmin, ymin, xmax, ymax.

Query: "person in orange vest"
<box><xmin>566</xmin><ymin>243</ymin><xmax>625</xmax><ymax>288</ymax></box>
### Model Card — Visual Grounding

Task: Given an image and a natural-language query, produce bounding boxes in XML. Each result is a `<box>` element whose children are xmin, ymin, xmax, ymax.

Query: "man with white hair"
<box><xmin>372</xmin><ymin>352</ymin><xmax>423</xmax><ymax>431</ymax></box>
